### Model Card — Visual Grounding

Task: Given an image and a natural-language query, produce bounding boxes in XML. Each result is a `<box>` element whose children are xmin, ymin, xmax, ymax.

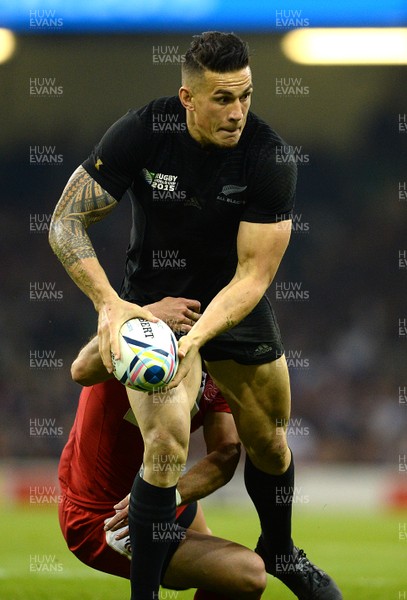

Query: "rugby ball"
<box><xmin>111</xmin><ymin>318</ymin><xmax>178</xmax><ymax>392</ymax></box>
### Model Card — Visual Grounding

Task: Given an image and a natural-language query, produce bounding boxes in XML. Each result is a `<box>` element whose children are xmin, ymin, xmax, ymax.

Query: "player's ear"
<box><xmin>179</xmin><ymin>86</ymin><xmax>195</xmax><ymax>111</ymax></box>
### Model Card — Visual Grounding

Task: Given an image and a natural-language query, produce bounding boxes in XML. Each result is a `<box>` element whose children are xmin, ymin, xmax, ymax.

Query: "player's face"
<box><xmin>183</xmin><ymin>67</ymin><xmax>253</xmax><ymax>148</ymax></box>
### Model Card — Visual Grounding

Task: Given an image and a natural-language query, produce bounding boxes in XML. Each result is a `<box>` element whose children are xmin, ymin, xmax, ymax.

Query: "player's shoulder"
<box><xmin>81</xmin><ymin>379</ymin><xmax>126</xmax><ymax>399</ymax></box>
<box><xmin>134</xmin><ymin>95</ymin><xmax>183</xmax><ymax>121</ymax></box>
<box><xmin>243</xmin><ymin>110</ymin><xmax>289</xmax><ymax>151</ymax></box>
<box><xmin>243</xmin><ymin>111</ymin><xmax>298</xmax><ymax>179</ymax></box>
<box><xmin>107</xmin><ymin>96</ymin><xmax>182</xmax><ymax>146</ymax></box>
<box><xmin>121</xmin><ymin>96</ymin><xmax>184</xmax><ymax>141</ymax></box>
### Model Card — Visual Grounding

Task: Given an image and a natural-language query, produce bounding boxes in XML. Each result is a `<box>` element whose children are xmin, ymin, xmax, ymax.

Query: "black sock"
<box><xmin>128</xmin><ymin>473</ymin><xmax>176</xmax><ymax>600</ymax></box>
<box><xmin>244</xmin><ymin>451</ymin><xmax>294</xmax><ymax>563</ymax></box>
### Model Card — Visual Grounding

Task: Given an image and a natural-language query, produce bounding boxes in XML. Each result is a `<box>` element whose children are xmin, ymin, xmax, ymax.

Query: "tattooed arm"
<box><xmin>49</xmin><ymin>166</ymin><xmax>157</xmax><ymax>370</ymax></box>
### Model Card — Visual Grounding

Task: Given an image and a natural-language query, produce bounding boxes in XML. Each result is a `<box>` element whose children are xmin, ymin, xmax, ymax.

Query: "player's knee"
<box><xmin>248</xmin><ymin>435</ymin><xmax>289</xmax><ymax>475</ymax></box>
<box><xmin>144</xmin><ymin>431</ymin><xmax>188</xmax><ymax>479</ymax></box>
<box><xmin>240</xmin><ymin>553</ymin><xmax>267</xmax><ymax>599</ymax></box>
<box><xmin>268</xmin><ymin>438</ymin><xmax>289</xmax><ymax>474</ymax></box>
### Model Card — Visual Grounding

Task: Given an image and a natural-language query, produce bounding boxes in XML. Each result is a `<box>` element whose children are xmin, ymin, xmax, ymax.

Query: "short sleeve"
<box><xmin>242</xmin><ymin>142</ymin><xmax>297</xmax><ymax>223</ymax></box>
<box><xmin>82</xmin><ymin>109</ymin><xmax>148</xmax><ymax>201</ymax></box>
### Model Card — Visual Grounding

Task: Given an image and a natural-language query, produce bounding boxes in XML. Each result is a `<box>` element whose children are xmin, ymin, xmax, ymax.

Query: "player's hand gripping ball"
<box><xmin>111</xmin><ymin>318</ymin><xmax>178</xmax><ymax>391</ymax></box>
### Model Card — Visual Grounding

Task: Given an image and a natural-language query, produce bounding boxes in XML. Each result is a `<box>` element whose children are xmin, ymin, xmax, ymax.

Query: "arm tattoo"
<box><xmin>49</xmin><ymin>166</ymin><xmax>118</xmax><ymax>269</ymax></box>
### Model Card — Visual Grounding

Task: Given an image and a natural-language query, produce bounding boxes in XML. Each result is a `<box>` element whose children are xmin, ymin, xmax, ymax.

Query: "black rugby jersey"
<box><xmin>82</xmin><ymin>96</ymin><xmax>297</xmax><ymax>308</ymax></box>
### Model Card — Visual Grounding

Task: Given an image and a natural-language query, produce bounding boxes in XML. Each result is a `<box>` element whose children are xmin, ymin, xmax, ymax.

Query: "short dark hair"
<box><xmin>183</xmin><ymin>31</ymin><xmax>250</xmax><ymax>79</ymax></box>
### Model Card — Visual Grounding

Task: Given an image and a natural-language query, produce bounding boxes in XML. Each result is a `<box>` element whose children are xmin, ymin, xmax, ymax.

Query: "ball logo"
<box><xmin>112</xmin><ymin>318</ymin><xmax>178</xmax><ymax>391</ymax></box>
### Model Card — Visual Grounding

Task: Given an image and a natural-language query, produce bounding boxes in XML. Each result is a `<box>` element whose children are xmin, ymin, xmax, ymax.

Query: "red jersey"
<box><xmin>59</xmin><ymin>376</ymin><xmax>230</xmax><ymax>510</ymax></box>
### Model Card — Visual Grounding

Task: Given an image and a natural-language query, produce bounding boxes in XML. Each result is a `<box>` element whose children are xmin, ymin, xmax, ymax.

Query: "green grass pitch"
<box><xmin>0</xmin><ymin>502</ymin><xmax>405</xmax><ymax>599</ymax></box>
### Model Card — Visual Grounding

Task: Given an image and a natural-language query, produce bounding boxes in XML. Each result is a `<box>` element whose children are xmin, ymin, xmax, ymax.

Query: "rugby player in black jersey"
<box><xmin>49</xmin><ymin>32</ymin><xmax>342</xmax><ymax>600</ymax></box>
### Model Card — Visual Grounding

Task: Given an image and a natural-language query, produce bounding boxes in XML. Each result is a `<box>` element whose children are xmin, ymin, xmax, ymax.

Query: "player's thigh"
<box><xmin>186</xmin><ymin>502</ymin><xmax>211</xmax><ymax>535</ymax></box>
<box><xmin>162</xmin><ymin>530</ymin><xmax>266</xmax><ymax>598</ymax></box>
<box><xmin>128</xmin><ymin>352</ymin><xmax>202</xmax><ymax>442</ymax></box>
<box><xmin>205</xmin><ymin>355</ymin><xmax>291</xmax><ymax>451</ymax></box>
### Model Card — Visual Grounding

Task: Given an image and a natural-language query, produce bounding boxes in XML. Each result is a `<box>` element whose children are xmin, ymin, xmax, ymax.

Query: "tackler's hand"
<box><xmin>146</xmin><ymin>297</ymin><xmax>201</xmax><ymax>335</ymax></box>
<box><xmin>104</xmin><ymin>494</ymin><xmax>130</xmax><ymax>539</ymax></box>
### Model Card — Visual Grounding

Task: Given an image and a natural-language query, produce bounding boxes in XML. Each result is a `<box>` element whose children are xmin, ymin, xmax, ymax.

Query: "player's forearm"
<box><xmin>49</xmin><ymin>165</ymin><xmax>119</xmax><ymax>310</ymax></box>
<box><xmin>187</xmin><ymin>222</ymin><xmax>290</xmax><ymax>348</ymax></box>
<box><xmin>177</xmin><ymin>442</ymin><xmax>241</xmax><ymax>505</ymax></box>
<box><xmin>63</xmin><ymin>255</ymin><xmax>119</xmax><ymax>311</ymax></box>
<box><xmin>71</xmin><ymin>335</ymin><xmax>112</xmax><ymax>386</ymax></box>
<box><xmin>188</xmin><ymin>274</ymin><xmax>268</xmax><ymax>347</ymax></box>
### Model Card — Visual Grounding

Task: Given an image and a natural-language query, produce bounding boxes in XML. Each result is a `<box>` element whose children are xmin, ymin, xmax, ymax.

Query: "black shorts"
<box><xmin>200</xmin><ymin>295</ymin><xmax>284</xmax><ymax>365</ymax></box>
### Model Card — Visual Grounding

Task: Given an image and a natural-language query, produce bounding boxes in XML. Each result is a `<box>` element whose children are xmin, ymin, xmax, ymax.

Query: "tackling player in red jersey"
<box><xmin>59</xmin><ymin>299</ymin><xmax>266</xmax><ymax>599</ymax></box>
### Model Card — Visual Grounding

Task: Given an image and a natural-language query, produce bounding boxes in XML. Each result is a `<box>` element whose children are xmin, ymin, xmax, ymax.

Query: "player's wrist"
<box><xmin>186</xmin><ymin>330</ymin><xmax>210</xmax><ymax>350</ymax></box>
<box><xmin>182</xmin><ymin>321</ymin><xmax>209</xmax><ymax>347</ymax></box>
<box><xmin>94</xmin><ymin>289</ymin><xmax>120</xmax><ymax>313</ymax></box>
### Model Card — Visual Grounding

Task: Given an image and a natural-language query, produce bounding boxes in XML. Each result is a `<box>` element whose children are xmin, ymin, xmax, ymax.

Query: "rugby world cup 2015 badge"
<box><xmin>142</xmin><ymin>169</ymin><xmax>178</xmax><ymax>191</ymax></box>
<box><xmin>142</xmin><ymin>169</ymin><xmax>187</xmax><ymax>202</ymax></box>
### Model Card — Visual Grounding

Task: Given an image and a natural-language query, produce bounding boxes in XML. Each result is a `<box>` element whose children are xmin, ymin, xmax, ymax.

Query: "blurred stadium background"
<box><xmin>1</xmin><ymin>1</ymin><xmax>406</xmax><ymax>598</ymax></box>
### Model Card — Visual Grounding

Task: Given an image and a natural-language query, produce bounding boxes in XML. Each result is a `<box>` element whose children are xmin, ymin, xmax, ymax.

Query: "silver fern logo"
<box><xmin>217</xmin><ymin>184</ymin><xmax>247</xmax><ymax>204</ymax></box>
